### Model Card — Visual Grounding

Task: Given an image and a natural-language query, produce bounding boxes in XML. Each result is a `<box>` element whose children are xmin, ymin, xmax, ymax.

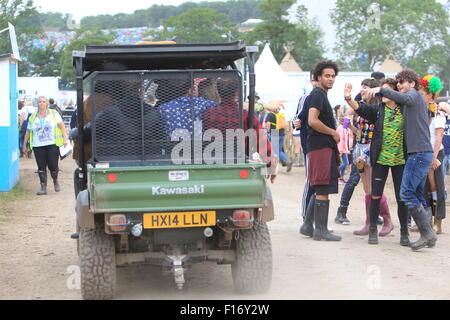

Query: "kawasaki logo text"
<box><xmin>152</xmin><ymin>185</ymin><xmax>205</xmax><ymax>195</ymax></box>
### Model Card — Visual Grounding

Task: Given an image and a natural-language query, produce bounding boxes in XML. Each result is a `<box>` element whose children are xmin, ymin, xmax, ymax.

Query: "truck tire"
<box><xmin>231</xmin><ymin>219</ymin><xmax>272</xmax><ymax>294</ymax></box>
<box><xmin>79</xmin><ymin>223</ymin><xmax>116</xmax><ymax>300</ymax></box>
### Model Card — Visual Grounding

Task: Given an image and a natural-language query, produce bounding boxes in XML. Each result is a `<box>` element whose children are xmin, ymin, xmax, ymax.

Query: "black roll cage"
<box><xmin>73</xmin><ymin>41</ymin><xmax>258</xmax><ymax>192</ymax></box>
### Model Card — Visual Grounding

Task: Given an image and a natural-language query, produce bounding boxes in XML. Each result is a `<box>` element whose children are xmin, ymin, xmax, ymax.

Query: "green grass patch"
<box><xmin>0</xmin><ymin>183</ymin><xmax>29</xmax><ymax>223</ymax></box>
<box><xmin>0</xmin><ymin>183</ymin><xmax>28</xmax><ymax>203</ymax></box>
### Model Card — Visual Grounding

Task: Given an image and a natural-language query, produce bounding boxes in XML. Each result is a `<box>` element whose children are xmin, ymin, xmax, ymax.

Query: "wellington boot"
<box><xmin>36</xmin><ymin>183</ymin><xmax>47</xmax><ymax>196</ymax></box>
<box><xmin>50</xmin><ymin>170</ymin><xmax>61</xmax><ymax>192</ymax></box>
<box><xmin>400</xmin><ymin>231</ymin><xmax>410</xmax><ymax>247</ymax></box>
<box><xmin>354</xmin><ymin>194</ymin><xmax>370</xmax><ymax>235</ymax></box>
<box><xmin>335</xmin><ymin>206</ymin><xmax>350</xmax><ymax>225</ymax></box>
<box><xmin>313</xmin><ymin>199</ymin><xmax>342</xmax><ymax>241</ymax></box>
<box><xmin>36</xmin><ymin>170</ymin><xmax>47</xmax><ymax>196</ymax></box>
<box><xmin>300</xmin><ymin>195</ymin><xmax>315</xmax><ymax>237</ymax></box>
<box><xmin>368</xmin><ymin>226</ymin><xmax>378</xmax><ymax>244</ymax></box>
<box><xmin>409</xmin><ymin>206</ymin><xmax>438</xmax><ymax>251</ymax></box>
<box><xmin>379</xmin><ymin>194</ymin><xmax>394</xmax><ymax>236</ymax></box>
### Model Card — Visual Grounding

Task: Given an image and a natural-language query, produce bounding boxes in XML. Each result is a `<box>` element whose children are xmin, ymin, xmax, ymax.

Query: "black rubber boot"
<box><xmin>409</xmin><ymin>206</ymin><xmax>437</xmax><ymax>251</ymax></box>
<box><xmin>300</xmin><ymin>195</ymin><xmax>316</xmax><ymax>237</ymax></box>
<box><xmin>50</xmin><ymin>170</ymin><xmax>61</xmax><ymax>192</ymax></box>
<box><xmin>425</xmin><ymin>206</ymin><xmax>433</xmax><ymax>227</ymax></box>
<box><xmin>313</xmin><ymin>199</ymin><xmax>342</xmax><ymax>241</ymax></box>
<box><xmin>335</xmin><ymin>206</ymin><xmax>350</xmax><ymax>225</ymax></box>
<box><xmin>400</xmin><ymin>230</ymin><xmax>410</xmax><ymax>247</ymax></box>
<box><xmin>368</xmin><ymin>226</ymin><xmax>378</xmax><ymax>244</ymax></box>
<box><xmin>37</xmin><ymin>170</ymin><xmax>47</xmax><ymax>196</ymax></box>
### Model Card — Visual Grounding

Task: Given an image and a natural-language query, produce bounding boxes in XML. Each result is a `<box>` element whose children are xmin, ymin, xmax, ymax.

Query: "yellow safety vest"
<box><xmin>28</xmin><ymin>109</ymin><xmax>63</xmax><ymax>150</ymax></box>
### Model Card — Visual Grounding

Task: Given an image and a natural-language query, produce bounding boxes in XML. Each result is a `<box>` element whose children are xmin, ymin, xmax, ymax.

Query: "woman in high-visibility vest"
<box><xmin>22</xmin><ymin>96</ymin><xmax>69</xmax><ymax>195</ymax></box>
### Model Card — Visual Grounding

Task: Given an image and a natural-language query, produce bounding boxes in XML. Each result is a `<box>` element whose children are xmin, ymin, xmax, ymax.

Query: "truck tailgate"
<box><xmin>89</xmin><ymin>164</ymin><xmax>267</xmax><ymax>213</ymax></box>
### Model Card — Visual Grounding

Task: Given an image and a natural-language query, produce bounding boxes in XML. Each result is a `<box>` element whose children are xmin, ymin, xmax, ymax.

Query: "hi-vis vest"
<box><xmin>269</xmin><ymin>112</ymin><xmax>287</xmax><ymax>130</ymax></box>
<box><xmin>28</xmin><ymin>109</ymin><xmax>63</xmax><ymax>150</ymax></box>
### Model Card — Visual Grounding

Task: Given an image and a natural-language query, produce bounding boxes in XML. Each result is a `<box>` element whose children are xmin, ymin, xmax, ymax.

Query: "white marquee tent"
<box><xmin>287</xmin><ymin>71</ymin><xmax>397</xmax><ymax>110</ymax></box>
<box><xmin>254</xmin><ymin>44</ymin><xmax>302</xmax><ymax>120</ymax></box>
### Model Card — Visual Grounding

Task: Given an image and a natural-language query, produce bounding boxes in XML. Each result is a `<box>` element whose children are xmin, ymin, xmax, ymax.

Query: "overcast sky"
<box><xmin>33</xmin><ymin>0</ymin><xmax>214</xmax><ymax>19</ymax></box>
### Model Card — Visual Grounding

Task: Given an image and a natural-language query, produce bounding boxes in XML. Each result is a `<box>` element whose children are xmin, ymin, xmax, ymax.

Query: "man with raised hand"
<box><xmin>363</xmin><ymin>69</ymin><xmax>437</xmax><ymax>251</ymax></box>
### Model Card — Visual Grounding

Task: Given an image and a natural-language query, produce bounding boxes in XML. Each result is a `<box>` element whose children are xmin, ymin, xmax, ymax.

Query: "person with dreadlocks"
<box><xmin>418</xmin><ymin>75</ymin><xmax>445</xmax><ymax>234</ymax></box>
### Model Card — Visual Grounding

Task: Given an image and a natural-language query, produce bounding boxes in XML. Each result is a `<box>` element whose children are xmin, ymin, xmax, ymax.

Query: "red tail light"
<box><xmin>107</xmin><ymin>173</ymin><xmax>117</xmax><ymax>183</ymax></box>
<box><xmin>239</xmin><ymin>170</ymin><xmax>249</xmax><ymax>179</ymax></box>
<box><xmin>108</xmin><ymin>214</ymin><xmax>127</xmax><ymax>232</ymax></box>
<box><xmin>232</xmin><ymin>210</ymin><xmax>252</xmax><ymax>227</ymax></box>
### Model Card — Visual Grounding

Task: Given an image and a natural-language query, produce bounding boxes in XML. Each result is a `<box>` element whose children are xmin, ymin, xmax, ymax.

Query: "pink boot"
<box><xmin>379</xmin><ymin>194</ymin><xmax>394</xmax><ymax>236</ymax></box>
<box><xmin>354</xmin><ymin>194</ymin><xmax>371</xmax><ymax>235</ymax></box>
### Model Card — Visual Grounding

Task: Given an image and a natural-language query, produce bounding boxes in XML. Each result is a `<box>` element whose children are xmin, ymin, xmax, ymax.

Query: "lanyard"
<box><xmin>37</xmin><ymin>111</ymin><xmax>48</xmax><ymax>130</ymax></box>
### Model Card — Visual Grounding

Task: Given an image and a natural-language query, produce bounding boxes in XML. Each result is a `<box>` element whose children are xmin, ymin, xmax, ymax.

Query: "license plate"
<box><xmin>143</xmin><ymin>211</ymin><xmax>216</xmax><ymax>229</ymax></box>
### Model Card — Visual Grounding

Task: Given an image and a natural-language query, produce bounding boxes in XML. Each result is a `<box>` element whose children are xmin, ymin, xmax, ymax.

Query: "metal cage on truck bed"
<box><xmin>73</xmin><ymin>41</ymin><xmax>259</xmax><ymax>192</ymax></box>
<box><xmin>90</xmin><ymin>70</ymin><xmax>245</xmax><ymax>166</ymax></box>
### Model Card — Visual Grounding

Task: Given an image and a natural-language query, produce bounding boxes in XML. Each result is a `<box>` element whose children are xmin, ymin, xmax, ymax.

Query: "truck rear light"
<box><xmin>231</xmin><ymin>210</ymin><xmax>253</xmax><ymax>227</ymax></box>
<box><xmin>107</xmin><ymin>214</ymin><xmax>128</xmax><ymax>232</ymax></box>
<box><xmin>107</xmin><ymin>173</ymin><xmax>117</xmax><ymax>183</ymax></box>
<box><xmin>239</xmin><ymin>170</ymin><xmax>249</xmax><ymax>179</ymax></box>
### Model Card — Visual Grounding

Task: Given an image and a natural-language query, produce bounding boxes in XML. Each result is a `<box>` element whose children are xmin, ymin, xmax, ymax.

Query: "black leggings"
<box><xmin>370</xmin><ymin>163</ymin><xmax>408</xmax><ymax>233</ymax></box>
<box><xmin>33</xmin><ymin>145</ymin><xmax>60</xmax><ymax>173</ymax></box>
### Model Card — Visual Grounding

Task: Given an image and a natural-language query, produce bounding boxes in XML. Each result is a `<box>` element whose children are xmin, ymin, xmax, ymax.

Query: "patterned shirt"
<box><xmin>159</xmin><ymin>96</ymin><xmax>218</xmax><ymax>139</ymax></box>
<box><xmin>203</xmin><ymin>101</ymin><xmax>273</xmax><ymax>164</ymax></box>
<box><xmin>357</xmin><ymin>117</ymin><xmax>375</xmax><ymax>144</ymax></box>
<box><xmin>377</xmin><ymin>106</ymin><xmax>405</xmax><ymax>166</ymax></box>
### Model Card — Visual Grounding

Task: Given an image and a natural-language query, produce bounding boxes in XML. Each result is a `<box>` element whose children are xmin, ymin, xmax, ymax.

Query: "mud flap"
<box><xmin>76</xmin><ymin>190</ymin><xmax>95</xmax><ymax>229</ymax></box>
<box><xmin>261</xmin><ymin>185</ymin><xmax>274</xmax><ymax>222</ymax></box>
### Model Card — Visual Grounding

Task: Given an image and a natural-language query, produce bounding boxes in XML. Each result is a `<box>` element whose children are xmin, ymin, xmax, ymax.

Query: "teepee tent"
<box><xmin>379</xmin><ymin>54</ymin><xmax>403</xmax><ymax>73</ymax></box>
<box><xmin>254</xmin><ymin>44</ymin><xmax>301</xmax><ymax>120</ymax></box>
<box><xmin>280</xmin><ymin>52</ymin><xmax>303</xmax><ymax>72</ymax></box>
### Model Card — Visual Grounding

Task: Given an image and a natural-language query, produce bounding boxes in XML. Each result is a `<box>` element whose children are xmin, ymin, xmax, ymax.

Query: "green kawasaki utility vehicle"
<box><xmin>71</xmin><ymin>41</ymin><xmax>274</xmax><ymax>299</ymax></box>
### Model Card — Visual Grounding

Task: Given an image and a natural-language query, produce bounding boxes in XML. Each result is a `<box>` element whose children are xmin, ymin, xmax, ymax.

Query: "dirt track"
<box><xmin>1</xmin><ymin>157</ymin><xmax>450</xmax><ymax>300</ymax></box>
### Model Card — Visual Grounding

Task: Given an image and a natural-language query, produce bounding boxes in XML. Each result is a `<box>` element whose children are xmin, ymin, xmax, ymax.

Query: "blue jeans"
<box><xmin>270</xmin><ymin>132</ymin><xmax>289</xmax><ymax>164</ymax></box>
<box><xmin>339</xmin><ymin>162</ymin><xmax>361</xmax><ymax>207</ymax></box>
<box><xmin>400</xmin><ymin>152</ymin><xmax>433</xmax><ymax>209</ymax></box>
<box><xmin>278</xmin><ymin>134</ymin><xmax>289</xmax><ymax>164</ymax></box>
<box><xmin>443</xmin><ymin>153</ymin><xmax>450</xmax><ymax>175</ymax></box>
<box><xmin>339</xmin><ymin>153</ymin><xmax>349</xmax><ymax>178</ymax></box>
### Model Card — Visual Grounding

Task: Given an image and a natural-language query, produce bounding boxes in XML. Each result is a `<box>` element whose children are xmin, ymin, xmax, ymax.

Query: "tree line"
<box><xmin>0</xmin><ymin>0</ymin><xmax>448</xmax><ymax>92</ymax></box>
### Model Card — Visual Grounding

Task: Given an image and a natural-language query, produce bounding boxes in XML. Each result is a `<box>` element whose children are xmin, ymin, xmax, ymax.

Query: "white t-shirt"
<box><xmin>24</xmin><ymin>104</ymin><xmax>36</xmax><ymax>115</ymax></box>
<box><xmin>429</xmin><ymin>115</ymin><xmax>446</xmax><ymax>151</ymax></box>
<box><xmin>27</xmin><ymin>111</ymin><xmax>63</xmax><ymax>148</ymax></box>
<box><xmin>19</xmin><ymin>108</ymin><xmax>29</xmax><ymax>122</ymax></box>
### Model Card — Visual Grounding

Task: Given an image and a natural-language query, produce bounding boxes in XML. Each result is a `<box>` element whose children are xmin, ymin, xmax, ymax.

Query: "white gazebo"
<box><xmin>254</xmin><ymin>44</ymin><xmax>302</xmax><ymax>120</ymax></box>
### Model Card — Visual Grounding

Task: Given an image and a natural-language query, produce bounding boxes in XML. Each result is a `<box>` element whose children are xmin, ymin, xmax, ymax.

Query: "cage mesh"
<box><xmin>91</xmin><ymin>71</ymin><xmax>244</xmax><ymax>165</ymax></box>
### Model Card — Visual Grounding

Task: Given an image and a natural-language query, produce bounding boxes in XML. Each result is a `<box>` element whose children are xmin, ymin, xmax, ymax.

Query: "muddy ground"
<box><xmin>1</xmin><ymin>157</ymin><xmax>449</xmax><ymax>300</ymax></box>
